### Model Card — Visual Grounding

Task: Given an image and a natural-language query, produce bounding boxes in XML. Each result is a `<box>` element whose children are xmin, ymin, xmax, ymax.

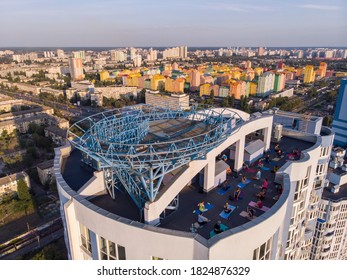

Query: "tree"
<box><xmin>229</xmin><ymin>94</ymin><xmax>235</xmax><ymax>107</ymax></box>
<box><xmin>222</xmin><ymin>97</ymin><xmax>229</xmax><ymax>107</ymax></box>
<box><xmin>137</xmin><ymin>88</ymin><xmax>146</xmax><ymax>103</ymax></box>
<box><xmin>323</xmin><ymin>116</ymin><xmax>333</xmax><ymax>127</ymax></box>
<box><xmin>15</xmin><ymin>179</ymin><xmax>34</xmax><ymax>215</ymax></box>
<box><xmin>327</xmin><ymin>90</ymin><xmax>337</xmax><ymax>102</ymax></box>
<box><xmin>210</xmin><ymin>89</ymin><xmax>215</xmax><ymax>102</ymax></box>
<box><xmin>17</xmin><ymin>179</ymin><xmax>30</xmax><ymax>201</ymax></box>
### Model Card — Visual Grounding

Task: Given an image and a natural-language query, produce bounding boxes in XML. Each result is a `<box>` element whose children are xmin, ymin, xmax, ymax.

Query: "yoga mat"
<box><xmin>239</xmin><ymin>211</ymin><xmax>256</xmax><ymax>219</ymax></box>
<box><xmin>248</xmin><ymin>201</ymin><xmax>270</xmax><ymax>212</ymax></box>
<box><xmin>261</xmin><ymin>167</ymin><xmax>271</xmax><ymax>171</ymax></box>
<box><xmin>272</xmin><ymin>157</ymin><xmax>281</xmax><ymax>162</ymax></box>
<box><xmin>237</xmin><ymin>179</ymin><xmax>252</xmax><ymax>188</ymax></box>
<box><xmin>194</xmin><ymin>203</ymin><xmax>214</xmax><ymax>214</ymax></box>
<box><xmin>219</xmin><ymin>205</ymin><xmax>236</xmax><ymax>219</ymax></box>
<box><xmin>209</xmin><ymin>224</ymin><xmax>229</xmax><ymax>238</ymax></box>
<box><xmin>247</xmin><ymin>168</ymin><xmax>256</xmax><ymax>173</ymax></box>
<box><xmin>217</xmin><ymin>186</ymin><xmax>230</xmax><ymax>195</ymax></box>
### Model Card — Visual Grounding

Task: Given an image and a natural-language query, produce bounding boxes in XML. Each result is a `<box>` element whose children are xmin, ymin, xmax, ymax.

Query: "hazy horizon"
<box><xmin>0</xmin><ymin>0</ymin><xmax>346</xmax><ymax>47</ymax></box>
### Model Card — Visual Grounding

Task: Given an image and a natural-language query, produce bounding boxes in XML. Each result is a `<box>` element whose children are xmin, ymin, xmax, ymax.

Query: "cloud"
<box><xmin>299</xmin><ymin>4</ymin><xmax>340</xmax><ymax>11</ymax></box>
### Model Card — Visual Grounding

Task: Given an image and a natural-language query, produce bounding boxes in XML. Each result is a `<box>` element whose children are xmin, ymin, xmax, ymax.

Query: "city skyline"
<box><xmin>0</xmin><ymin>0</ymin><xmax>346</xmax><ymax>47</ymax></box>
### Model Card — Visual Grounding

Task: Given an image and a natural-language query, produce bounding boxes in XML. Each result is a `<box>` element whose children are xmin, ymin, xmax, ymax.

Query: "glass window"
<box><xmin>118</xmin><ymin>245</ymin><xmax>126</xmax><ymax>260</ymax></box>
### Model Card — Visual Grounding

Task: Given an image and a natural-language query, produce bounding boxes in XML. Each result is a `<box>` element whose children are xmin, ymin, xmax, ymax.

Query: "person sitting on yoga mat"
<box><xmin>256</xmin><ymin>189</ymin><xmax>266</xmax><ymax>200</ymax></box>
<box><xmin>223</xmin><ymin>202</ymin><xmax>232</xmax><ymax>213</ymax></box>
<box><xmin>274</xmin><ymin>144</ymin><xmax>280</xmax><ymax>152</ymax></box>
<box><xmin>233</xmin><ymin>187</ymin><xmax>241</xmax><ymax>200</ymax></box>
<box><xmin>277</xmin><ymin>149</ymin><xmax>283</xmax><ymax>157</ymax></box>
<box><xmin>265</xmin><ymin>154</ymin><xmax>271</xmax><ymax>164</ymax></box>
<box><xmin>262</xmin><ymin>178</ymin><xmax>269</xmax><ymax>190</ymax></box>
<box><xmin>272</xmin><ymin>165</ymin><xmax>279</xmax><ymax>173</ymax></box>
<box><xmin>257</xmin><ymin>159</ymin><xmax>264</xmax><ymax>168</ymax></box>
<box><xmin>253</xmin><ymin>170</ymin><xmax>261</xmax><ymax>180</ymax></box>
<box><xmin>241</xmin><ymin>176</ymin><xmax>247</xmax><ymax>184</ymax></box>
<box><xmin>197</xmin><ymin>201</ymin><xmax>207</xmax><ymax>212</ymax></box>
<box><xmin>214</xmin><ymin>221</ymin><xmax>223</xmax><ymax>234</ymax></box>
<box><xmin>197</xmin><ymin>212</ymin><xmax>210</xmax><ymax>225</ymax></box>
<box><xmin>256</xmin><ymin>199</ymin><xmax>264</xmax><ymax>209</ymax></box>
<box><xmin>247</xmin><ymin>206</ymin><xmax>255</xmax><ymax>218</ymax></box>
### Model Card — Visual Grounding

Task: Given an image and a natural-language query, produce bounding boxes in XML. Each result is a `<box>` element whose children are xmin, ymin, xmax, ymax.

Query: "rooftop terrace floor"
<box><xmin>86</xmin><ymin>135</ymin><xmax>314</xmax><ymax>239</ymax></box>
<box><xmin>61</xmin><ymin>149</ymin><xmax>94</xmax><ymax>192</ymax></box>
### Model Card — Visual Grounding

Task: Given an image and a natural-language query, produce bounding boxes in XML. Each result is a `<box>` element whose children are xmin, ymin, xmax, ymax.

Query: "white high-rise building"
<box><xmin>257</xmin><ymin>72</ymin><xmax>275</xmax><ymax>97</ymax></box>
<box><xmin>163</xmin><ymin>47</ymin><xmax>180</xmax><ymax>59</ymax></box>
<box><xmin>57</xmin><ymin>49</ymin><xmax>65</xmax><ymax>59</ymax></box>
<box><xmin>69</xmin><ymin>57</ymin><xmax>84</xmax><ymax>81</ymax></box>
<box><xmin>129</xmin><ymin>48</ymin><xmax>137</xmax><ymax>60</ymax></box>
<box><xmin>72</xmin><ymin>50</ymin><xmax>85</xmax><ymax>60</ymax></box>
<box><xmin>147</xmin><ymin>48</ymin><xmax>158</xmax><ymax>61</ymax></box>
<box><xmin>133</xmin><ymin>55</ymin><xmax>142</xmax><ymax>67</ymax></box>
<box><xmin>179</xmin><ymin>46</ymin><xmax>188</xmax><ymax>58</ymax></box>
<box><xmin>55</xmin><ymin>106</ymin><xmax>340</xmax><ymax>260</ymax></box>
<box><xmin>110</xmin><ymin>50</ymin><xmax>126</xmax><ymax>62</ymax></box>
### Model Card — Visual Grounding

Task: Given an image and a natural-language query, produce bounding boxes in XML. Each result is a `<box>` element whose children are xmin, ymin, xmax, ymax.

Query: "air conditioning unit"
<box><xmin>273</xmin><ymin>123</ymin><xmax>283</xmax><ymax>142</ymax></box>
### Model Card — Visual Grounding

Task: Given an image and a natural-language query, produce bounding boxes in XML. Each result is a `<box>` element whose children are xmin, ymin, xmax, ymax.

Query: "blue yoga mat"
<box><xmin>237</xmin><ymin>179</ymin><xmax>252</xmax><ymax>189</ymax></box>
<box><xmin>217</xmin><ymin>186</ymin><xmax>230</xmax><ymax>195</ymax></box>
<box><xmin>194</xmin><ymin>203</ymin><xmax>214</xmax><ymax>214</ymax></box>
<box><xmin>219</xmin><ymin>205</ymin><xmax>236</xmax><ymax>219</ymax></box>
<box><xmin>261</xmin><ymin>167</ymin><xmax>271</xmax><ymax>171</ymax></box>
<box><xmin>209</xmin><ymin>224</ymin><xmax>229</xmax><ymax>238</ymax></box>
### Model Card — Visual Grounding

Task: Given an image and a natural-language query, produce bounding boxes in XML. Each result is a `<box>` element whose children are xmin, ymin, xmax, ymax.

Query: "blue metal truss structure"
<box><xmin>68</xmin><ymin>105</ymin><xmax>243</xmax><ymax>209</ymax></box>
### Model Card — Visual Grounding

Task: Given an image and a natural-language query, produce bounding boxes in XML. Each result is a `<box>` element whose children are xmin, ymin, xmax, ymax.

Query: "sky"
<box><xmin>0</xmin><ymin>0</ymin><xmax>346</xmax><ymax>47</ymax></box>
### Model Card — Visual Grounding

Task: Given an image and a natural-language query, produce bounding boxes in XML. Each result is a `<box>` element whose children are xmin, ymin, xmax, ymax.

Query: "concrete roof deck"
<box><xmin>81</xmin><ymin>135</ymin><xmax>314</xmax><ymax>239</ymax></box>
<box><xmin>61</xmin><ymin>149</ymin><xmax>94</xmax><ymax>192</ymax></box>
<box><xmin>157</xmin><ymin>137</ymin><xmax>314</xmax><ymax>238</ymax></box>
<box><xmin>322</xmin><ymin>183</ymin><xmax>347</xmax><ymax>201</ymax></box>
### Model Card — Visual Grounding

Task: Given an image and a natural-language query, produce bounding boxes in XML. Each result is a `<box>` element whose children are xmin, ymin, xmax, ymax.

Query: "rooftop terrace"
<box><xmin>76</xmin><ymin>135</ymin><xmax>315</xmax><ymax>239</ymax></box>
<box><xmin>61</xmin><ymin>149</ymin><xmax>94</xmax><ymax>192</ymax></box>
<box><xmin>322</xmin><ymin>183</ymin><xmax>347</xmax><ymax>201</ymax></box>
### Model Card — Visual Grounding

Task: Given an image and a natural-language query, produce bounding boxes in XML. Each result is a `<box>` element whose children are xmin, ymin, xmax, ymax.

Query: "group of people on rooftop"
<box><xmin>196</xmin><ymin>144</ymin><xmax>294</xmax><ymax>236</ymax></box>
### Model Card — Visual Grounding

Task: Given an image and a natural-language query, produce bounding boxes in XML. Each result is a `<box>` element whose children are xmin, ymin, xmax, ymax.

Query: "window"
<box><xmin>320</xmin><ymin>147</ymin><xmax>329</xmax><ymax>157</ymax></box>
<box><xmin>253</xmin><ymin>236</ymin><xmax>273</xmax><ymax>260</ymax></box>
<box><xmin>97</xmin><ymin>236</ymin><xmax>126</xmax><ymax>260</ymax></box>
<box><xmin>79</xmin><ymin>223</ymin><xmax>92</xmax><ymax>254</ymax></box>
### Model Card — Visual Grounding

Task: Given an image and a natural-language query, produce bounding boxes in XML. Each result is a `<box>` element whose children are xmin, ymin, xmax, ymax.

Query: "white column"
<box><xmin>144</xmin><ymin>202</ymin><xmax>160</xmax><ymax>226</ymax></box>
<box><xmin>263</xmin><ymin>127</ymin><xmax>271</xmax><ymax>151</ymax></box>
<box><xmin>203</xmin><ymin>159</ymin><xmax>216</xmax><ymax>192</ymax></box>
<box><xmin>234</xmin><ymin>137</ymin><xmax>245</xmax><ymax>171</ymax></box>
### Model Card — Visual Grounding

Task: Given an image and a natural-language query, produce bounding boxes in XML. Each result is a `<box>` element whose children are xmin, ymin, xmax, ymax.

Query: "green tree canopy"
<box><xmin>17</xmin><ymin>178</ymin><xmax>30</xmax><ymax>201</ymax></box>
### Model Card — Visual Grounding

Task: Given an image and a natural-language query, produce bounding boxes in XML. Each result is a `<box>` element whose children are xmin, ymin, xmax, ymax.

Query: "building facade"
<box><xmin>55</xmin><ymin>106</ymin><xmax>338</xmax><ymax>260</ymax></box>
<box><xmin>331</xmin><ymin>79</ymin><xmax>347</xmax><ymax>147</ymax></box>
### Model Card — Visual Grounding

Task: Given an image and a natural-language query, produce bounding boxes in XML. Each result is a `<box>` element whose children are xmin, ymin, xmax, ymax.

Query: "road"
<box><xmin>0</xmin><ymin>229</ymin><xmax>64</xmax><ymax>260</ymax></box>
<box><xmin>0</xmin><ymin>89</ymin><xmax>104</xmax><ymax>120</ymax></box>
<box><xmin>0</xmin><ymin>217</ymin><xmax>63</xmax><ymax>259</ymax></box>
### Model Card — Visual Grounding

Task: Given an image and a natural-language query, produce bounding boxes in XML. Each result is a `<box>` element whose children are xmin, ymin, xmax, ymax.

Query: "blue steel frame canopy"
<box><xmin>68</xmin><ymin>105</ymin><xmax>242</xmax><ymax>209</ymax></box>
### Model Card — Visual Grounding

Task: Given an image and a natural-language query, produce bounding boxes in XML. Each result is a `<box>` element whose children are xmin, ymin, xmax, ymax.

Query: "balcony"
<box><xmin>320</xmin><ymin>250</ymin><xmax>330</xmax><ymax>258</ymax></box>
<box><xmin>304</xmin><ymin>229</ymin><xmax>314</xmax><ymax>240</ymax></box>
<box><xmin>323</xmin><ymin>234</ymin><xmax>334</xmax><ymax>242</ymax></box>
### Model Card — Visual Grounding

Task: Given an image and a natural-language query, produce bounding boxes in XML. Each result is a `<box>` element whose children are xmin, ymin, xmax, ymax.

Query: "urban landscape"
<box><xmin>0</xmin><ymin>0</ymin><xmax>347</xmax><ymax>265</ymax></box>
